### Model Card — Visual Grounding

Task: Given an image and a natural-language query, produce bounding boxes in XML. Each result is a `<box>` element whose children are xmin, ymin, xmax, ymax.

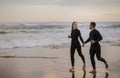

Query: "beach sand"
<box><xmin>0</xmin><ymin>46</ymin><xmax>120</xmax><ymax>78</ymax></box>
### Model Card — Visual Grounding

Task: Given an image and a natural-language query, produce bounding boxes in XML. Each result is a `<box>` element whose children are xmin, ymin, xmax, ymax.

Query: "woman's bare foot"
<box><xmin>69</xmin><ymin>67</ymin><xmax>75</xmax><ymax>72</ymax></box>
<box><xmin>89</xmin><ymin>69</ymin><xmax>96</xmax><ymax>74</ymax></box>
<box><xmin>82</xmin><ymin>63</ymin><xmax>86</xmax><ymax>71</ymax></box>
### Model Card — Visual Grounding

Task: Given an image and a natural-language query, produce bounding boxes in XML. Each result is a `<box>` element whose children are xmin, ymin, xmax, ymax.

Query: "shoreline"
<box><xmin>0</xmin><ymin>42</ymin><xmax>120</xmax><ymax>50</ymax></box>
<box><xmin>0</xmin><ymin>45</ymin><xmax>120</xmax><ymax>78</ymax></box>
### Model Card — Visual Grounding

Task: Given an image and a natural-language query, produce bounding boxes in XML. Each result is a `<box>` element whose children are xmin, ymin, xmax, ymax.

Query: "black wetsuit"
<box><xmin>70</xmin><ymin>29</ymin><xmax>85</xmax><ymax>66</ymax></box>
<box><xmin>85</xmin><ymin>29</ymin><xmax>107</xmax><ymax>69</ymax></box>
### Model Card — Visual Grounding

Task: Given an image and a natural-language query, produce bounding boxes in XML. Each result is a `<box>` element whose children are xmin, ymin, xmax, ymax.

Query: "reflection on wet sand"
<box><xmin>71</xmin><ymin>70</ymin><xmax>86</xmax><ymax>78</ymax></box>
<box><xmin>92</xmin><ymin>72</ymin><xmax>109</xmax><ymax>78</ymax></box>
<box><xmin>71</xmin><ymin>70</ymin><xmax>109</xmax><ymax>78</ymax></box>
<box><xmin>0</xmin><ymin>56</ymin><xmax>58</xmax><ymax>59</ymax></box>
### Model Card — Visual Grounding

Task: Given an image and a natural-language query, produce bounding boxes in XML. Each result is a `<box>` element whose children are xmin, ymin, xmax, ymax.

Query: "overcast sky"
<box><xmin>0</xmin><ymin>0</ymin><xmax>120</xmax><ymax>22</ymax></box>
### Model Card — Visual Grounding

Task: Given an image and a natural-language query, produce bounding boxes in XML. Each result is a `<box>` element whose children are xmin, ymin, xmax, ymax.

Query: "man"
<box><xmin>83</xmin><ymin>22</ymin><xmax>108</xmax><ymax>74</ymax></box>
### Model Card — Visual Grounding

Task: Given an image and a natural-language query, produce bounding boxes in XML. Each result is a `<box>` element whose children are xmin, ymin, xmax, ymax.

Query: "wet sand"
<box><xmin>0</xmin><ymin>46</ymin><xmax>120</xmax><ymax>78</ymax></box>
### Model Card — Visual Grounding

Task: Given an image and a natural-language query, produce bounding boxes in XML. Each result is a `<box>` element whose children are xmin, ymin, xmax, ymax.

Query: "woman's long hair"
<box><xmin>71</xmin><ymin>22</ymin><xmax>77</xmax><ymax>33</ymax></box>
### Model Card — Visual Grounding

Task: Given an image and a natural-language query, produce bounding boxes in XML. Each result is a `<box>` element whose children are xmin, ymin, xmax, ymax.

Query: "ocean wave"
<box><xmin>0</xmin><ymin>24</ymin><xmax>66</xmax><ymax>29</ymax></box>
<box><xmin>0</xmin><ymin>22</ymin><xmax>120</xmax><ymax>49</ymax></box>
<box><xmin>0</xmin><ymin>31</ymin><xmax>13</xmax><ymax>34</ymax></box>
<box><xmin>99</xmin><ymin>24</ymin><xmax>120</xmax><ymax>28</ymax></box>
<box><xmin>0</xmin><ymin>31</ymin><xmax>8</xmax><ymax>34</ymax></box>
<box><xmin>19</xmin><ymin>30</ymin><xmax>41</xmax><ymax>33</ymax></box>
<box><xmin>0</xmin><ymin>38</ymin><xmax>70</xmax><ymax>49</ymax></box>
<box><xmin>0</xmin><ymin>40</ymin><xmax>119</xmax><ymax>49</ymax></box>
<box><xmin>109</xmin><ymin>24</ymin><xmax>120</xmax><ymax>28</ymax></box>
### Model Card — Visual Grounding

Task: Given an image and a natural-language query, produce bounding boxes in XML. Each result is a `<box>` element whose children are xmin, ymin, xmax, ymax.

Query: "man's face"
<box><xmin>89</xmin><ymin>25</ymin><xmax>93</xmax><ymax>30</ymax></box>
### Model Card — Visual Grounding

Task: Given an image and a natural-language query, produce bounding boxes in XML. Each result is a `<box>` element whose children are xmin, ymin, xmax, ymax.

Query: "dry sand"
<box><xmin>0</xmin><ymin>46</ymin><xmax>120</xmax><ymax>78</ymax></box>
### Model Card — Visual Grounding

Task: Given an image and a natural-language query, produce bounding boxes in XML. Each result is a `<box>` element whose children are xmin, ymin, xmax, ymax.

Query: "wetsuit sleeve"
<box><xmin>96</xmin><ymin>31</ymin><xmax>103</xmax><ymax>41</ymax></box>
<box><xmin>84</xmin><ymin>37</ymin><xmax>90</xmax><ymax>43</ymax></box>
<box><xmin>78</xmin><ymin>30</ymin><xmax>84</xmax><ymax>43</ymax></box>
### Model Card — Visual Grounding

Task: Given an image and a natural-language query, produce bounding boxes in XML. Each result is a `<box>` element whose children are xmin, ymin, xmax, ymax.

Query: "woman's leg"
<box><xmin>76</xmin><ymin>45</ymin><xmax>86</xmax><ymax>70</ymax></box>
<box><xmin>76</xmin><ymin>45</ymin><xmax>85</xmax><ymax>63</ymax></box>
<box><xmin>70</xmin><ymin>46</ymin><xmax>76</xmax><ymax>72</ymax></box>
<box><xmin>70</xmin><ymin>46</ymin><xmax>76</xmax><ymax>67</ymax></box>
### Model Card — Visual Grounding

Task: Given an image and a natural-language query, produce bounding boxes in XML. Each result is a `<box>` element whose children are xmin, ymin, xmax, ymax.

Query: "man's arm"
<box><xmin>82</xmin><ymin>37</ymin><xmax>90</xmax><ymax>47</ymax></box>
<box><xmin>96</xmin><ymin>31</ymin><xmax>103</xmax><ymax>41</ymax></box>
<box><xmin>84</xmin><ymin>37</ymin><xmax>90</xmax><ymax>43</ymax></box>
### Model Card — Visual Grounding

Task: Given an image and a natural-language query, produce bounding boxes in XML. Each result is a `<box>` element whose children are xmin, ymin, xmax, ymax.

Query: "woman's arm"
<box><xmin>78</xmin><ymin>30</ymin><xmax>84</xmax><ymax>43</ymax></box>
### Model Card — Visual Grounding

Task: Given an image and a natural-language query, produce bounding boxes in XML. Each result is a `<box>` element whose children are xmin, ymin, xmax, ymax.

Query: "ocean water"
<box><xmin>0</xmin><ymin>22</ymin><xmax>120</xmax><ymax>49</ymax></box>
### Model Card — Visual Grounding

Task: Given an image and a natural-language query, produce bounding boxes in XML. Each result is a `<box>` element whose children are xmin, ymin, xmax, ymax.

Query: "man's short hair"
<box><xmin>90</xmin><ymin>22</ymin><xmax>96</xmax><ymax>28</ymax></box>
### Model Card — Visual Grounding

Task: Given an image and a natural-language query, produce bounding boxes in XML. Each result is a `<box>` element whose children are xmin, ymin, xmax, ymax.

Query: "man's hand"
<box><xmin>91</xmin><ymin>40</ymin><xmax>96</xmax><ymax>44</ymax></box>
<box><xmin>82</xmin><ymin>43</ymin><xmax>85</xmax><ymax>47</ymax></box>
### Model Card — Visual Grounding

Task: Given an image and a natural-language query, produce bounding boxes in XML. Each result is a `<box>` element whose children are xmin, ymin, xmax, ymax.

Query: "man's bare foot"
<box><xmin>105</xmin><ymin>63</ymin><xmax>109</xmax><ymax>69</ymax></box>
<box><xmin>82</xmin><ymin>63</ymin><xmax>86</xmax><ymax>71</ymax></box>
<box><xmin>69</xmin><ymin>67</ymin><xmax>75</xmax><ymax>72</ymax></box>
<box><xmin>89</xmin><ymin>69</ymin><xmax>96</xmax><ymax>74</ymax></box>
<box><xmin>105</xmin><ymin>72</ymin><xmax>109</xmax><ymax>78</ymax></box>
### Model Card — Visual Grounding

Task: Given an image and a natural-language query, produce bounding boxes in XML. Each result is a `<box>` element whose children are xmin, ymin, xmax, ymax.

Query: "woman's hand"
<box><xmin>68</xmin><ymin>35</ymin><xmax>71</xmax><ymax>38</ymax></box>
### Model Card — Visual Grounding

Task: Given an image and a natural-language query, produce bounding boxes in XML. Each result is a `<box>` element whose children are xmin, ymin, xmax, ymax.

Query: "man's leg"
<box><xmin>96</xmin><ymin>44</ymin><xmax>108</xmax><ymax>69</ymax></box>
<box><xmin>90</xmin><ymin>45</ymin><xmax>96</xmax><ymax>73</ymax></box>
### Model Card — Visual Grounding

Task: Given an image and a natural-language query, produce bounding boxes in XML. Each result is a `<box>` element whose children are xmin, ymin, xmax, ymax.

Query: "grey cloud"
<box><xmin>0</xmin><ymin>0</ymin><xmax>57</xmax><ymax>5</ymax></box>
<box><xmin>57</xmin><ymin>0</ymin><xmax>120</xmax><ymax>6</ymax></box>
<box><xmin>0</xmin><ymin>0</ymin><xmax>120</xmax><ymax>7</ymax></box>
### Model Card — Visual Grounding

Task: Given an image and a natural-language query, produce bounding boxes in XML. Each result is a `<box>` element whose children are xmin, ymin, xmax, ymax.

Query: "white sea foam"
<box><xmin>0</xmin><ymin>22</ymin><xmax>120</xmax><ymax>49</ymax></box>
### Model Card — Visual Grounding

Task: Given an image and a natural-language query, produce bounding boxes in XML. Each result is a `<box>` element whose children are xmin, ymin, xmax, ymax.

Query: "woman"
<box><xmin>68</xmin><ymin>22</ymin><xmax>86</xmax><ymax>72</ymax></box>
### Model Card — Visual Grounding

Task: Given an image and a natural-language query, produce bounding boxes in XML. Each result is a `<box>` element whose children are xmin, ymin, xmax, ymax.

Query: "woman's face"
<box><xmin>73</xmin><ymin>22</ymin><xmax>78</xmax><ymax>30</ymax></box>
